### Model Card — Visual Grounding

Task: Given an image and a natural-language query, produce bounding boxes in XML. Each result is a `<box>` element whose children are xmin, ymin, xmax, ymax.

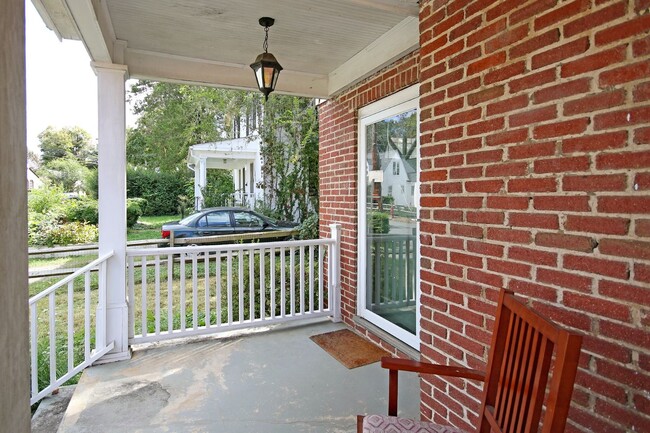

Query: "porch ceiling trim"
<box><xmin>328</xmin><ymin>16</ymin><xmax>419</xmax><ymax>96</ymax></box>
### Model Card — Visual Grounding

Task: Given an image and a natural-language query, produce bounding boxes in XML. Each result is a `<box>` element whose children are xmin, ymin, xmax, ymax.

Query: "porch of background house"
<box><xmin>54</xmin><ymin>319</ymin><xmax>420</xmax><ymax>433</ymax></box>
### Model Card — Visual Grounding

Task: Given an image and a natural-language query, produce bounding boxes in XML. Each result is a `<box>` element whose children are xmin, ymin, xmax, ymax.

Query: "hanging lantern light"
<box><xmin>250</xmin><ymin>17</ymin><xmax>283</xmax><ymax>101</ymax></box>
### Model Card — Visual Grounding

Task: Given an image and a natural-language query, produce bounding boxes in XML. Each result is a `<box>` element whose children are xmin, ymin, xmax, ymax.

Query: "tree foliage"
<box><xmin>36</xmin><ymin>126</ymin><xmax>97</xmax><ymax>193</ymax></box>
<box><xmin>127</xmin><ymin>81</ymin><xmax>261</xmax><ymax>171</ymax></box>
<box><xmin>126</xmin><ymin>168</ymin><xmax>192</xmax><ymax>216</ymax></box>
<box><xmin>38</xmin><ymin>126</ymin><xmax>97</xmax><ymax>167</ymax></box>
<box><xmin>126</xmin><ymin>81</ymin><xmax>319</xmax><ymax>222</ymax></box>
<box><xmin>40</xmin><ymin>158</ymin><xmax>90</xmax><ymax>192</ymax></box>
<box><xmin>258</xmin><ymin>96</ymin><xmax>319</xmax><ymax>221</ymax></box>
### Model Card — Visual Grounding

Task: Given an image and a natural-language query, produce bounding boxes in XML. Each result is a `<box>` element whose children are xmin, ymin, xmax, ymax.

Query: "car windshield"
<box><xmin>179</xmin><ymin>212</ymin><xmax>201</xmax><ymax>226</ymax></box>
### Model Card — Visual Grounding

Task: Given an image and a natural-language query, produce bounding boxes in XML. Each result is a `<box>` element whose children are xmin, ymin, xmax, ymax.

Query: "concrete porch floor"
<box><xmin>57</xmin><ymin>319</ymin><xmax>420</xmax><ymax>432</ymax></box>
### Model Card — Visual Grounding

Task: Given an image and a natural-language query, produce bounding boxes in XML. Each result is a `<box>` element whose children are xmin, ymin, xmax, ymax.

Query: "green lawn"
<box><xmin>127</xmin><ymin>214</ymin><xmax>180</xmax><ymax>241</ymax></box>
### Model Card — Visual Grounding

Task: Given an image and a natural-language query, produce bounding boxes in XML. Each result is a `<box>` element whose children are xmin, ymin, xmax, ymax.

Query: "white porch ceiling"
<box><xmin>32</xmin><ymin>0</ymin><xmax>419</xmax><ymax>98</ymax></box>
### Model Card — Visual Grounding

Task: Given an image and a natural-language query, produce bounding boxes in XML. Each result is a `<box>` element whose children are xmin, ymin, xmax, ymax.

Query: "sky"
<box><xmin>25</xmin><ymin>1</ymin><xmax>137</xmax><ymax>152</ymax></box>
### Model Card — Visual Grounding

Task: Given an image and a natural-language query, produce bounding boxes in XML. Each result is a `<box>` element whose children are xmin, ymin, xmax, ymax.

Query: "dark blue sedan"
<box><xmin>161</xmin><ymin>207</ymin><xmax>298</xmax><ymax>240</ymax></box>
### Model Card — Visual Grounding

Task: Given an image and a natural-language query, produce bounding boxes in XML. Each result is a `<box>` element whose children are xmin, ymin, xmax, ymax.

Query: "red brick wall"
<box><xmin>318</xmin><ymin>52</ymin><xmax>419</xmax><ymax>353</ymax></box>
<box><xmin>418</xmin><ymin>0</ymin><xmax>650</xmax><ymax>432</ymax></box>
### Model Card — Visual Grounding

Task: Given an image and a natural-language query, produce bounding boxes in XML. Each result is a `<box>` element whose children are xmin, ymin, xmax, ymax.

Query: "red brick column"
<box><xmin>418</xmin><ymin>1</ymin><xmax>650</xmax><ymax>432</ymax></box>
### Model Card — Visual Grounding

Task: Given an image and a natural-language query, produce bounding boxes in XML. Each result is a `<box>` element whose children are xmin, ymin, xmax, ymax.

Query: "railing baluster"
<box><xmin>192</xmin><ymin>254</ymin><xmax>198</xmax><ymax>330</ymax></box>
<box><xmin>399</xmin><ymin>239</ymin><xmax>405</xmax><ymax>304</ymax></box>
<box><xmin>49</xmin><ymin>292</ymin><xmax>56</xmax><ymax>385</ymax></box>
<box><xmin>238</xmin><ymin>250</ymin><xmax>244</xmax><ymax>323</ymax></box>
<box><xmin>318</xmin><ymin>245</ymin><xmax>324</xmax><ymax>312</ymax></box>
<box><xmin>309</xmin><ymin>245</ymin><xmax>314</xmax><ymax>313</ymax></box>
<box><xmin>270</xmin><ymin>247</ymin><xmax>276</xmax><ymax>319</ymax></box>
<box><xmin>280</xmin><ymin>247</ymin><xmax>286</xmax><ymax>318</ymax></box>
<box><xmin>205</xmin><ymin>254</ymin><xmax>210</xmax><ymax>328</ymax></box>
<box><xmin>167</xmin><ymin>254</ymin><xmax>173</xmax><ymax>333</ymax></box>
<box><xmin>290</xmin><ymin>247</ymin><xmax>295</xmax><ymax>316</ymax></box>
<box><xmin>260</xmin><ymin>248</ymin><xmax>265</xmax><ymax>321</ymax></box>
<box><xmin>84</xmin><ymin>272</ymin><xmax>91</xmax><ymax>359</ymax></box>
<box><xmin>30</xmin><ymin>303</ymin><xmax>37</xmax><ymax>397</ymax></box>
<box><xmin>67</xmin><ymin>281</ymin><xmax>74</xmax><ymax>371</ymax></box>
<box><xmin>249</xmin><ymin>249</ymin><xmax>254</xmax><ymax>321</ymax></box>
<box><xmin>299</xmin><ymin>246</ymin><xmax>305</xmax><ymax>315</ymax></box>
<box><xmin>227</xmin><ymin>251</ymin><xmax>233</xmax><ymax>325</ymax></box>
<box><xmin>180</xmin><ymin>253</ymin><xmax>186</xmax><ymax>332</ymax></box>
<box><xmin>154</xmin><ymin>256</ymin><xmax>161</xmax><ymax>335</ymax></box>
<box><xmin>96</xmin><ymin>258</ymin><xmax>107</xmax><ymax>350</ymax></box>
<box><xmin>216</xmin><ymin>252</ymin><xmax>222</xmax><ymax>326</ymax></box>
<box><xmin>128</xmin><ymin>255</ymin><xmax>135</xmax><ymax>340</ymax></box>
<box><xmin>141</xmin><ymin>256</ymin><xmax>148</xmax><ymax>337</ymax></box>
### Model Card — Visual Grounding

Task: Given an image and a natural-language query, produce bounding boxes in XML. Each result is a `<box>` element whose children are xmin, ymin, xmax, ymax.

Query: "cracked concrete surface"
<box><xmin>57</xmin><ymin>319</ymin><xmax>419</xmax><ymax>432</ymax></box>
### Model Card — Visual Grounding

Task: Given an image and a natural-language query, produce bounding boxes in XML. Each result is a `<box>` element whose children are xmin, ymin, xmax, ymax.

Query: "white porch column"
<box><xmin>0</xmin><ymin>0</ymin><xmax>30</xmax><ymax>429</ymax></box>
<box><xmin>93</xmin><ymin>62</ymin><xmax>130</xmax><ymax>362</ymax></box>
<box><xmin>194</xmin><ymin>157</ymin><xmax>206</xmax><ymax>210</ymax></box>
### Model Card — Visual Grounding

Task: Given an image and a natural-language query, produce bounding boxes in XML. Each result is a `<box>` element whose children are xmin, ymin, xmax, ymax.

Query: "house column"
<box><xmin>194</xmin><ymin>157</ymin><xmax>206</xmax><ymax>210</ymax></box>
<box><xmin>0</xmin><ymin>0</ymin><xmax>30</xmax><ymax>429</ymax></box>
<box><xmin>93</xmin><ymin>62</ymin><xmax>130</xmax><ymax>362</ymax></box>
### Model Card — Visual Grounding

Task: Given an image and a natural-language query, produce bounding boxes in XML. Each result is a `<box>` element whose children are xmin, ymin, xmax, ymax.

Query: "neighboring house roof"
<box><xmin>27</xmin><ymin>167</ymin><xmax>44</xmax><ymax>189</ymax></box>
<box><xmin>380</xmin><ymin>148</ymin><xmax>417</xmax><ymax>182</ymax></box>
<box><xmin>187</xmin><ymin>137</ymin><xmax>262</xmax><ymax>171</ymax></box>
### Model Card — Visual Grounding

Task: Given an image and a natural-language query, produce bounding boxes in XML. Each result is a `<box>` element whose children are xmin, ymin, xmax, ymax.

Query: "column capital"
<box><xmin>91</xmin><ymin>62</ymin><xmax>129</xmax><ymax>78</ymax></box>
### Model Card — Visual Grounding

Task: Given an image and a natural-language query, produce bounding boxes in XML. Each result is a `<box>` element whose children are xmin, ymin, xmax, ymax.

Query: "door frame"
<box><xmin>357</xmin><ymin>85</ymin><xmax>420</xmax><ymax>350</ymax></box>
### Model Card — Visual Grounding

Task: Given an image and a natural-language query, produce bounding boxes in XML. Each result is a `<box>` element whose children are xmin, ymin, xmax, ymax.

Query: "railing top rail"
<box><xmin>29</xmin><ymin>250</ymin><xmax>115</xmax><ymax>305</ymax></box>
<box><xmin>126</xmin><ymin>238</ymin><xmax>334</xmax><ymax>257</ymax></box>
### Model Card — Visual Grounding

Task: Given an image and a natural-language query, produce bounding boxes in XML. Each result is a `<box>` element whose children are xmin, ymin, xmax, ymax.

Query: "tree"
<box><xmin>127</xmin><ymin>81</ymin><xmax>263</xmax><ymax>171</ymax></box>
<box><xmin>36</xmin><ymin>126</ymin><xmax>96</xmax><ymax>192</ymax></box>
<box><xmin>126</xmin><ymin>82</ymin><xmax>318</xmax><ymax>221</ymax></box>
<box><xmin>258</xmin><ymin>96</ymin><xmax>319</xmax><ymax>221</ymax></box>
<box><xmin>38</xmin><ymin>126</ymin><xmax>97</xmax><ymax>168</ymax></box>
<box><xmin>41</xmin><ymin>158</ymin><xmax>90</xmax><ymax>192</ymax></box>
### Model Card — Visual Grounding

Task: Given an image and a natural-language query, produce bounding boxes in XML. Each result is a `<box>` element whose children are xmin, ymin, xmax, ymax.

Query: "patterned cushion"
<box><xmin>362</xmin><ymin>414</ymin><xmax>468</xmax><ymax>433</ymax></box>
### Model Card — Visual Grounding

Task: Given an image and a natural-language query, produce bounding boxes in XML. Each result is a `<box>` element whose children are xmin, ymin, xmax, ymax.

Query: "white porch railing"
<box><xmin>28</xmin><ymin>252</ymin><xmax>115</xmax><ymax>405</ymax></box>
<box><xmin>368</xmin><ymin>234</ymin><xmax>417</xmax><ymax>308</ymax></box>
<box><xmin>126</xmin><ymin>225</ymin><xmax>341</xmax><ymax>344</ymax></box>
<box><xmin>231</xmin><ymin>191</ymin><xmax>258</xmax><ymax>209</ymax></box>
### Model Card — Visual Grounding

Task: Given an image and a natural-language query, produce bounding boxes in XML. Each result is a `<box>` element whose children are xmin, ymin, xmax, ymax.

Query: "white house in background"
<box><xmin>380</xmin><ymin>147</ymin><xmax>417</xmax><ymax>208</ymax></box>
<box><xmin>187</xmin><ymin>137</ymin><xmax>264</xmax><ymax>210</ymax></box>
<box><xmin>27</xmin><ymin>167</ymin><xmax>43</xmax><ymax>190</ymax></box>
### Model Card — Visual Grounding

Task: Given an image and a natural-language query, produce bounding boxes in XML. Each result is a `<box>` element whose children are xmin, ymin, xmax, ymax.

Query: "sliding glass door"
<box><xmin>358</xmin><ymin>86</ymin><xmax>419</xmax><ymax>349</ymax></box>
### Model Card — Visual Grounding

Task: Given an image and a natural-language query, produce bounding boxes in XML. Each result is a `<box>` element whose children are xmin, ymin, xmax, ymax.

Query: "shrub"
<box><xmin>370</xmin><ymin>211</ymin><xmax>390</xmax><ymax>234</ymax></box>
<box><xmin>299</xmin><ymin>213</ymin><xmax>319</xmax><ymax>240</ymax></box>
<box><xmin>29</xmin><ymin>210</ymin><xmax>64</xmax><ymax>246</ymax></box>
<box><xmin>42</xmin><ymin>222</ymin><xmax>98</xmax><ymax>246</ymax></box>
<box><xmin>28</xmin><ymin>185</ymin><xmax>66</xmax><ymax>214</ymax></box>
<box><xmin>127</xmin><ymin>168</ymin><xmax>192</xmax><ymax>215</ymax></box>
<box><xmin>65</xmin><ymin>198</ymin><xmax>99</xmax><ymax>225</ymax></box>
<box><xmin>202</xmin><ymin>170</ymin><xmax>235</xmax><ymax>208</ymax></box>
<box><xmin>126</xmin><ymin>199</ymin><xmax>143</xmax><ymax>228</ymax></box>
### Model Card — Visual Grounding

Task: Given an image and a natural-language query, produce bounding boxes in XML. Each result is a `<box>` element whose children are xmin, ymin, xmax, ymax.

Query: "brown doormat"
<box><xmin>310</xmin><ymin>329</ymin><xmax>389</xmax><ymax>369</ymax></box>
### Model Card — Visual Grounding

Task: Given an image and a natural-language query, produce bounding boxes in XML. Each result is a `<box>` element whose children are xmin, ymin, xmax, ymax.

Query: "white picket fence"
<box><xmin>126</xmin><ymin>226</ymin><xmax>341</xmax><ymax>344</ymax></box>
<box><xmin>28</xmin><ymin>252</ymin><xmax>115</xmax><ymax>405</ymax></box>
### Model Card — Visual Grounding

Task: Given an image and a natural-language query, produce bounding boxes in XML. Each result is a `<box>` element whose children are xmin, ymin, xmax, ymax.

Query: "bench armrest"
<box><xmin>382</xmin><ymin>357</ymin><xmax>485</xmax><ymax>416</ymax></box>
<box><xmin>381</xmin><ymin>357</ymin><xmax>486</xmax><ymax>381</ymax></box>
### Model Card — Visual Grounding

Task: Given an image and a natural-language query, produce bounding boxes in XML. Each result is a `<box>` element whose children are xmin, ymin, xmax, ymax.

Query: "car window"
<box><xmin>205</xmin><ymin>211</ymin><xmax>231</xmax><ymax>228</ymax></box>
<box><xmin>233</xmin><ymin>211</ymin><xmax>265</xmax><ymax>228</ymax></box>
<box><xmin>180</xmin><ymin>212</ymin><xmax>201</xmax><ymax>226</ymax></box>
